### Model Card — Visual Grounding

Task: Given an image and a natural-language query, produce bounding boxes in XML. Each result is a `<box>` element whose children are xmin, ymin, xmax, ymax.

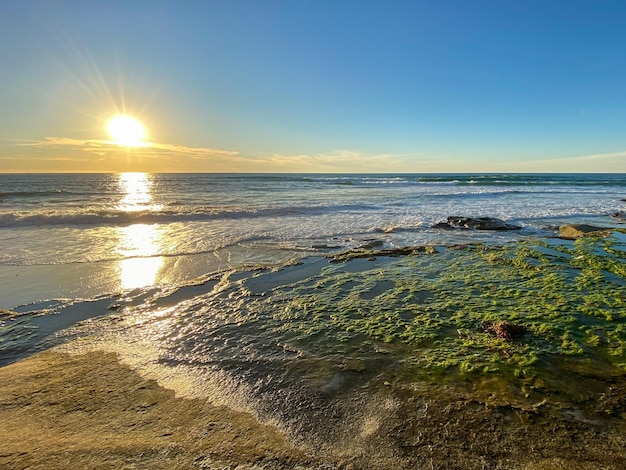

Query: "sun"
<box><xmin>107</xmin><ymin>115</ymin><xmax>147</xmax><ymax>147</ymax></box>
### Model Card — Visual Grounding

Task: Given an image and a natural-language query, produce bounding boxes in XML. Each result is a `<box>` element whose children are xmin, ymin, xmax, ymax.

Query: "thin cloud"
<box><xmin>15</xmin><ymin>137</ymin><xmax>624</xmax><ymax>173</ymax></box>
<box><xmin>569</xmin><ymin>150</ymin><xmax>626</xmax><ymax>163</ymax></box>
<box><xmin>490</xmin><ymin>150</ymin><xmax>626</xmax><ymax>173</ymax></box>
<box><xmin>256</xmin><ymin>150</ymin><xmax>444</xmax><ymax>172</ymax></box>
<box><xmin>17</xmin><ymin>139</ymin><xmax>446</xmax><ymax>172</ymax></box>
<box><xmin>10</xmin><ymin>136</ymin><xmax>243</xmax><ymax>172</ymax></box>
<box><xmin>19</xmin><ymin>137</ymin><xmax>239</xmax><ymax>159</ymax></box>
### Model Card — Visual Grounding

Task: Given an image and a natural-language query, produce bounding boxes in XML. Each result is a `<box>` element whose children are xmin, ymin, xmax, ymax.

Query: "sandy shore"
<box><xmin>2</xmin><ymin>349</ymin><xmax>626</xmax><ymax>470</ymax></box>
<box><xmin>0</xmin><ymin>350</ymin><xmax>316</xmax><ymax>469</ymax></box>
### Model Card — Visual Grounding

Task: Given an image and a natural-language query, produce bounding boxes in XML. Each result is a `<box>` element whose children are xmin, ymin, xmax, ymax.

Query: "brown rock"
<box><xmin>559</xmin><ymin>224</ymin><xmax>608</xmax><ymax>238</ymax></box>
<box><xmin>481</xmin><ymin>320</ymin><xmax>527</xmax><ymax>341</ymax></box>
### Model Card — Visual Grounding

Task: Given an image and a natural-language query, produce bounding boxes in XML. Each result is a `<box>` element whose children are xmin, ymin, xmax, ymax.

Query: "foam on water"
<box><xmin>0</xmin><ymin>173</ymin><xmax>624</xmax><ymax>307</ymax></box>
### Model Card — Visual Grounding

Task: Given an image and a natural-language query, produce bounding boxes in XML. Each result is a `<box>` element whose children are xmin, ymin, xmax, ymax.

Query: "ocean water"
<box><xmin>1</xmin><ymin>173</ymin><xmax>624</xmax><ymax>277</ymax></box>
<box><xmin>1</xmin><ymin>173</ymin><xmax>626</xmax><ymax>465</ymax></box>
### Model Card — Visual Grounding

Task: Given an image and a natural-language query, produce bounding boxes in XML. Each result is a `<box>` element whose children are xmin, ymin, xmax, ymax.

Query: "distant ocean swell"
<box><xmin>0</xmin><ymin>173</ymin><xmax>623</xmax><ymax>271</ymax></box>
<box><xmin>0</xmin><ymin>190</ymin><xmax>79</xmax><ymax>199</ymax></box>
<box><xmin>414</xmin><ymin>174</ymin><xmax>626</xmax><ymax>186</ymax></box>
<box><xmin>0</xmin><ymin>203</ymin><xmax>378</xmax><ymax>228</ymax></box>
<box><xmin>302</xmin><ymin>174</ymin><xmax>626</xmax><ymax>186</ymax></box>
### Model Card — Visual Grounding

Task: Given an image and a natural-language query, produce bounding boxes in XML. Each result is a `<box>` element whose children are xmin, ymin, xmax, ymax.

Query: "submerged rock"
<box><xmin>328</xmin><ymin>245</ymin><xmax>438</xmax><ymax>263</ymax></box>
<box><xmin>360</xmin><ymin>239</ymin><xmax>384</xmax><ymax>249</ymax></box>
<box><xmin>559</xmin><ymin>224</ymin><xmax>609</xmax><ymax>238</ymax></box>
<box><xmin>432</xmin><ymin>216</ymin><xmax>521</xmax><ymax>231</ymax></box>
<box><xmin>320</xmin><ymin>372</ymin><xmax>347</xmax><ymax>394</ymax></box>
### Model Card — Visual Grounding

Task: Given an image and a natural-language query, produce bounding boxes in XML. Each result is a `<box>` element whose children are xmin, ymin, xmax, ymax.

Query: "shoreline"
<box><xmin>0</xmin><ymin>350</ymin><xmax>314</xmax><ymax>469</ymax></box>
<box><xmin>1</xmin><ymin>349</ymin><xmax>625</xmax><ymax>469</ymax></box>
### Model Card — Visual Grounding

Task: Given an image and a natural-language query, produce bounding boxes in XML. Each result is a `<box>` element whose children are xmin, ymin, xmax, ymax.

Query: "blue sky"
<box><xmin>1</xmin><ymin>0</ymin><xmax>625</xmax><ymax>172</ymax></box>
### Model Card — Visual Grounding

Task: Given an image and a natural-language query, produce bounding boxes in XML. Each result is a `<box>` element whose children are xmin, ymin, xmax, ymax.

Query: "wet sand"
<box><xmin>0</xmin><ymin>350</ymin><xmax>314</xmax><ymax>469</ymax></box>
<box><xmin>1</xmin><ymin>349</ymin><xmax>625</xmax><ymax>469</ymax></box>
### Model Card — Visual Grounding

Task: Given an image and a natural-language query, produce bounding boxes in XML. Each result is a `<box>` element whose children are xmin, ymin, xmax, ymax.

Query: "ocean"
<box><xmin>1</xmin><ymin>172</ymin><xmax>626</xmax><ymax>466</ymax></box>
<box><xmin>1</xmin><ymin>172</ymin><xmax>623</xmax><ymax>308</ymax></box>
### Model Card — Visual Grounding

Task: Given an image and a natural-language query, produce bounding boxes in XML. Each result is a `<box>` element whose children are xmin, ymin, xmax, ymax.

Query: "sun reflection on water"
<box><xmin>118</xmin><ymin>224</ymin><xmax>164</xmax><ymax>289</ymax></box>
<box><xmin>116</xmin><ymin>173</ymin><xmax>164</xmax><ymax>289</ymax></box>
<box><xmin>117</xmin><ymin>172</ymin><xmax>159</xmax><ymax>212</ymax></box>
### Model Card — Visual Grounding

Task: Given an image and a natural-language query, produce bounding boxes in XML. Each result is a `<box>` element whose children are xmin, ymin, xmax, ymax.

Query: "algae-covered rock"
<box><xmin>328</xmin><ymin>245</ymin><xmax>438</xmax><ymax>262</ymax></box>
<box><xmin>0</xmin><ymin>309</ymin><xmax>17</xmax><ymax>318</ymax></box>
<box><xmin>559</xmin><ymin>224</ymin><xmax>609</xmax><ymax>238</ymax></box>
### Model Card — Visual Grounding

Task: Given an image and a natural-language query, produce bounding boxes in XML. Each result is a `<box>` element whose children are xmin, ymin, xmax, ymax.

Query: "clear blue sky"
<box><xmin>1</xmin><ymin>0</ymin><xmax>625</xmax><ymax>172</ymax></box>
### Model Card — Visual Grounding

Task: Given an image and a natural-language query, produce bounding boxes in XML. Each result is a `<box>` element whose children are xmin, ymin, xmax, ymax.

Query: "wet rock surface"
<box><xmin>558</xmin><ymin>224</ymin><xmax>610</xmax><ymax>238</ymax></box>
<box><xmin>433</xmin><ymin>216</ymin><xmax>522</xmax><ymax>231</ymax></box>
<box><xmin>2</xmin><ymin>350</ymin><xmax>626</xmax><ymax>470</ymax></box>
<box><xmin>611</xmin><ymin>210</ymin><xmax>626</xmax><ymax>222</ymax></box>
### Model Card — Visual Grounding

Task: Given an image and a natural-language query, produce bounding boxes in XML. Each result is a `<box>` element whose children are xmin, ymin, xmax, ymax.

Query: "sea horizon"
<box><xmin>2</xmin><ymin>170</ymin><xmax>626</xmax><ymax>174</ymax></box>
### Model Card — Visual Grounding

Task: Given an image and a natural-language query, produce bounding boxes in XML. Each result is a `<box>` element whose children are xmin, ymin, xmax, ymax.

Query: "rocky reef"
<box><xmin>432</xmin><ymin>216</ymin><xmax>522</xmax><ymax>231</ymax></box>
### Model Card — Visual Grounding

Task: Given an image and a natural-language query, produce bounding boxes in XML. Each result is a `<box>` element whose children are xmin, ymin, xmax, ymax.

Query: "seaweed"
<box><xmin>261</xmin><ymin>234</ymin><xmax>626</xmax><ymax>383</ymax></box>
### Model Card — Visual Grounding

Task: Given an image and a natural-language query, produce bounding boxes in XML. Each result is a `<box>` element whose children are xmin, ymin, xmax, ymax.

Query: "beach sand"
<box><xmin>2</xmin><ymin>348</ymin><xmax>626</xmax><ymax>469</ymax></box>
<box><xmin>0</xmin><ymin>350</ymin><xmax>311</xmax><ymax>469</ymax></box>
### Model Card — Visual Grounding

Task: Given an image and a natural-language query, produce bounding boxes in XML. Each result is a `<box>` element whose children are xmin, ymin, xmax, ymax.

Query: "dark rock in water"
<box><xmin>611</xmin><ymin>211</ymin><xmax>626</xmax><ymax>221</ymax></box>
<box><xmin>559</xmin><ymin>224</ymin><xmax>609</xmax><ymax>238</ymax></box>
<box><xmin>360</xmin><ymin>239</ymin><xmax>384</xmax><ymax>249</ymax></box>
<box><xmin>480</xmin><ymin>320</ymin><xmax>527</xmax><ymax>341</ymax></box>
<box><xmin>431</xmin><ymin>221</ymin><xmax>455</xmax><ymax>230</ymax></box>
<box><xmin>432</xmin><ymin>216</ymin><xmax>521</xmax><ymax>231</ymax></box>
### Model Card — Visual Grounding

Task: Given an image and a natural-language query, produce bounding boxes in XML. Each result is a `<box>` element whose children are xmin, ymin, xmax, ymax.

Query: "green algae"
<box><xmin>256</xmin><ymin>233</ymin><xmax>626</xmax><ymax>384</ymax></box>
<box><xmin>195</xmin><ymin>231</ymin><xmax>626</xmax><ymax>416</ymax></box>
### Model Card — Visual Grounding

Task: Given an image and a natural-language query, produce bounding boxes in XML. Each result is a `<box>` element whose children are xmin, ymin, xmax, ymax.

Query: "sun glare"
<box><xmin>107</xmin><ymin>115</ymin><xmax>147</xmax><ymax>147</ymax></box>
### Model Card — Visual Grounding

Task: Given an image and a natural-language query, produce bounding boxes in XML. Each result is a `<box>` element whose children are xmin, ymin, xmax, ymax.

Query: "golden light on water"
<box><xmin>107</xmin><ymin>115</ymin><xmax>147</xmax><ymax>147</ymax></box>
<box><xmin>116</xmin><ymin>172</ymin><xmax>164</xmax><ymax>289</ymax></box>
<box><xmin>117</xmin><ymin>172</ymin><xmax>155</xmax><ymax>212</ymax></box>
<box><xmin>118</xmin><ymin>225</ymin><xmax>164</xmax><ymax>289</ymax></box>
